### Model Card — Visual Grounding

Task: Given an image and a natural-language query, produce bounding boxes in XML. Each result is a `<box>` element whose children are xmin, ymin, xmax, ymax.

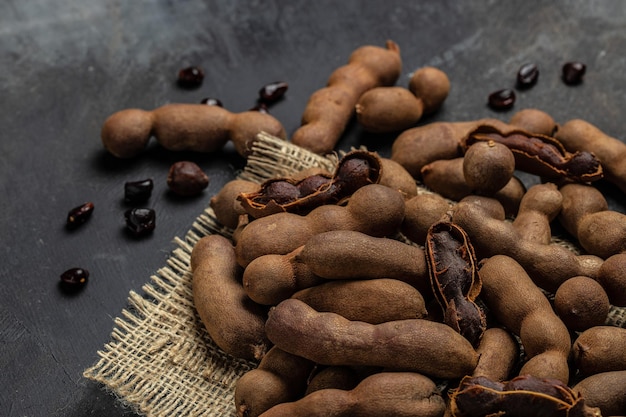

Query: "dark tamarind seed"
<box><xmin>60</xmin><ymin>267</ymin><xmax>89</xmax><ymax>289</ymax></box>
<box><xmin>516</xmin><ymin>63</ymin><xmax>539</xmax><ymax>89</ymax></box>
<box><xmin>488</xmin><ymin>89</ymin><xmax>516</xmax><ymax>111</ymax></box>
<box><xmin>124</xmin><ymin>179</ymin><xmax>153</xmax><ymax>203</ymax></box>
<box><xmin>200</xmin><ymin>97</ymin><xmax>223</xmax><ymax>107</ymax></box>
<box><xmin>167</xmin><ymin>161</ymin><xmax>209</xmax><ymax>197</ymax></box>
<box><xmin>66</xmin><ymin>202</ymin><xmax>95</xmax><ymax>229</ymax></box>
<box><xmin>124</xmin><ymin>208</ymin><xmax>156</xmax><ymax>237</ymax></box>
<box><xmin>177</xmin><ymin>66</ymin><xmax>204</xmax><ymax>88</ymax></box>
<box><xmin>259</xmin><ymin>81</ymin><xmax>288</xmax><ymax>104</ymax></box>
<box><xmin>562</xmin><ymin>62</ymin><xmax>586</xmax><ymax>85</ymax></box>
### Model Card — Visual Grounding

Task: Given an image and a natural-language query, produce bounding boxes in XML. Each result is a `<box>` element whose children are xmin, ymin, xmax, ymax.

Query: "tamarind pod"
<box><xmin>390</xmin><ymin>118</ymin><xmax>511</xmax><ymax>179</ymax></box>
<box><xmin>235</xmin><ymin>184</ymin><xmax>406</xmax><ymax>267</ymax></box>
<box><xmin>296</xmin><ymin>230</ymin><xmax>431</xmax><ymax>296</ymax></box>
<box><xmin>572</xmin><ymin>370</ymin><xmax>626</xmax><ymax>416</ymax></box>
<box><xmin>450</xmin><ymin>374</ymin><xmax>601</xmax><ymax>417</ymax></box>
<box><xmin>265</xmin><ymin>298</ymin><xmax>478</xmax><ymax>380</ymax></box>
<box><xmin>259</xmin><ymin>371</ymin><xmax>446</xmax><ymax>417</ymax></box>
<box><xmin>238</xmin><ymin>150</ymin><xmax>381</xmax><ymax>218</ymax></box>
<box><xmin>291</xmin><ymin>278</ymin><xmax>428</xmax><ymax>324</ymax></box>
<box><xmin>425</xmin><ymin>221</ymin><xmax>486</xmax><ymax>347</ymax></box>
<box><xmin>101</xmin><ymin>104</ymin><xmax>287</xmax><ymax>158</ymax></box>
<box><xmin>509</xmin><ymin>108</ymin><xmax>558</xmax><ymax>137</ymax></box>
<box><xmin>472</xmin><ymin>327</ymin><xmax>519</xmax><ymax>381</ymax></box>
<box><xmin>555</xmin><ymin>118</ymin><xmax>626</xmax><ymax>194</ymax></box>
<box><xmin>235</xmin><ymin>346</ymin><xmax>315</xmax><ymax>417</ymax></box>
<box><xmin>463</xmin><ymin>125</ymin><xmax>603</xmax><ymax>183</ymax></box>
<box><xmin>478</xmin><ymin>255</ymin><xmax>571</xmax><ymax>383</ymax></box>
<box><xmin>291</xmin><ymin>40</ymin><xmax>402</xmax><ymax>154</ymax></box>
<box><xmin>512</xmin><ymin>183</ymin><xmax>563</xmax><ymax>244</ymax></box>
<box><xmin>598</xmin><ymin>253</ymin><xmax>626</xmax><ymax>306</ymax></box>
<box><xmin>378</xmin><ymin>157</ymin><xmax>419</xmax><ymax>199</ymax></box>
<box><xmin>190</xmin><ymin>235</ymin><xmax>270</xmax><ymax>361</ymax></box>
<box><xmin>572</xmin><ymin>326</ymin><xmax>626</xmax><ymax>377</ymax></box>
<box><xmin>401</xmin><ymin>193</ymin><xmax>451</xmax><ymax>245</ymax></box>
<box><xmin>451</xmin><ymin>199</ymin><xmax>603</xmax><ymax>293</ymax></box>
<box><xmin>209</xmin><ymin>179</ymin><xmax>260</xmax><ymax>229</ymax></box>
<box><xmin>304</xmin><ymin>365</ymin><xmax>364</xmax><ymax>395</ymax></box>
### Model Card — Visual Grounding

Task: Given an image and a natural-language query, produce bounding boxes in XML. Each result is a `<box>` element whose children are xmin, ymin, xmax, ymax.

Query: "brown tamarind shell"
<box><xmin>425</xmin><ymin>221</ymin><xmax>486</xmax><ymax>347</ymax></box>
<box><xmin>462</xmin><ymin>125</ymin><xmax>603</xmax><ymax>183</ymax></box>
<box><xmin>238</xmin><ymin>150</ymin><xmax>382</xmax><ymax>218</ymax></box>
<box><xmin>450</xmin><ymin>374</ymin><xmax>601</xmax><ymax>417</ymax></box>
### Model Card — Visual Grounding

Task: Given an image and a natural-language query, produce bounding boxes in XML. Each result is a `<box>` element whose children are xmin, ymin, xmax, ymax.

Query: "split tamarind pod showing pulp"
<box><xmin>291</xmin><ymin>278</ymin><xmax>428</xmax><ymax>324</ymax></box>
<box><xmin>572</xmin><ymin>370</ymin><xmax>626</xmax><ymax>417</ymax></box>
<box><xmin>259</xmin><ymin>371</ymin><xmax>446</xmax><ymax>417</ymax></box>
<box><xmin>555</xmin><ymin>118</ymin><xmax>626</xmax><ymax>194</ymax></box>
<box><xmin>462</xmin><ymin>124</ymin><xmax>603</xmax><ymax>183</ymax></box>
<box><xmin>234</xmin><ymin>346</ymin><xmax>316</xmax><ymax>417</ymax></box>
<box><xmin>238</xmin><ymin>150</ymin><xmax>381</xmax><ymax>218</ymax></box>
<box><xmin>572</xmin><ymin>326</ymin><xmax>626</xmax><ymax>377</ymax></box>
<box><xmin>450</xmin><ymin>374</ymin><xmax>601</xmax><ymax>417</ymax></box>
<box><xmin>291</xmin><ymin>40</ymin><xmax>402</xmax><ymax>154</ymax></box>
<box><xmin>477</xmin><ymin>255</ymin><xmax>572</xmax><ymax>383</ymax></box>
<box><xmin>234</xmin><ymin>184</ymin><xmax>406</xmax><ymax>268</ymax></box>
<box><xmin>390</xmin><ymin>118</ymin><xmax>511</xmax><ymax>179</ymax></box>
<box><xmin>265</xmin><ymin>298</ymin><xmax>479</xmax><ymax>380</ymax></box>
<box><xmin>425</xmin><ymin>221</ymin><xmax>486</xmax><ymax>347</ymax></box>
<box><xmin>190</xmin><ymin>234</ymin><xmax>270</xmax><ymax>361</ymax></box>
<box><xmin>101</xmin><ymin>103</ymin><xmax>287</xmax><ymax>158</ymax></box>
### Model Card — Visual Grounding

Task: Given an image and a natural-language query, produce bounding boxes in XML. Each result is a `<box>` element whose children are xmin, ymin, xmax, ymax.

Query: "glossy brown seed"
<box><xmin>167</xmin><ymin>161</ymin><xmax>209</xmax><ymax>196</ymax></box>
<box><xmin>562</xmin><ymin>62</ymin><xmax>586</xmax><ymax>85</ymax></box>
<box><xmin>516</xmin><ymin>63</ymin><xmax>539</xmax><ymax>89</ymax></box>
<box><xmin>488</xmin><ymin>89</ymin><xmax>516</xmax><ymax>111</ymax></box>
<box><xmin>124</xmin><ymin>179</ymin><xmax>153</xmax><ymax>203</ymax></box>
<box><xmin>177</xmin><ymin>66</ymin><xmax>204</xmax><ymax>88</ymax></box>
<box><xmin>66</xmin><ymin>202</ymin><xmax>94</xmax><ymax>229</ymax></box>
<box><xmin>200</xmin><ymin>97</ymin><xmax>223</xmax><ymax>107</ymax></box>
<box><xmin>259</xmin><ymin>81</ymin><xmax>288</xmax><ymax>104</ymax></box>
<box><xmin>60</xmin><ymin>267</ymin><xmax>89</xmax><ymax>288</ymax></box>
<box><xmin>124</xmin><ymin>208</ymin><xmax>156</xmax><ymax>236</ymax></box>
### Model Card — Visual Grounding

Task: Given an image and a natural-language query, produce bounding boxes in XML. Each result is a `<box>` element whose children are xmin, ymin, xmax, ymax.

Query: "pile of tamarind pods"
<box><xmin>100</xmin><ymin>39</ymin><xmax>626</xmax><ymax>416</ymax></box>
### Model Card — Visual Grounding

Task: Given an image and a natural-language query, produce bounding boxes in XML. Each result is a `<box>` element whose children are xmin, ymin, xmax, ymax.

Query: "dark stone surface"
<box><xmin>1</xmin><ymin>1</ymin><xmax>624</xmax><ymax>415</ymax></box>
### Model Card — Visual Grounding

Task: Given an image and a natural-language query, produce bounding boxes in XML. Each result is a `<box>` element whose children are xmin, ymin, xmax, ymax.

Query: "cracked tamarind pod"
<box><xmin>450</xmin><ymin>374</ymin><xmax>601</xmax><ymax>417</ymax></box>
<box><xmin>462</xmin><ymin>124</ymin><xmax>603</xmax><ymax>183</ymax></box>
<box><xmin>425</xmin><ymin>221</ymin><xmax>486</xmax><ymax>347</ymax></box>
<box><xmin>238</xmin><ymin>150</ymin><xmax>381</xmax><ymax>218</ymax></box>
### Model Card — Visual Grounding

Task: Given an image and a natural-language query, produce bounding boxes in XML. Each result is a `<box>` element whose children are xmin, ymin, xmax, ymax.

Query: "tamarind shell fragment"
<box><xmin>450</xmin><ymin>375</ymin><xmax>602</xmax><ymax>417</ymax></box>
<box><xmin>238</xmin><ymin>150</ymin><xmax>382</xmax><ymax>218</ymax></box>
<box><xmin>425</xmin><ymin>221</ymin><xmax>486</xmax><ymax>347</ymax></box>
<box><xmin>463</xmin><ymin>125</ymin><xmax>603</xmax><ymax>183</ymax></box>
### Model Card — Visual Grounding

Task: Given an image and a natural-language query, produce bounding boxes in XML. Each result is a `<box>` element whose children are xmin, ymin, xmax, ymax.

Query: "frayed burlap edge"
<box><xmin>83</xmin><ymin>132</ymin><xmax>626</xmax><ymax>417</ymax></box>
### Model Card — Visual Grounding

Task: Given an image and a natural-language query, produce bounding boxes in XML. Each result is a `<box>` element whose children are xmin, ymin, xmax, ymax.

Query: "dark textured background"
<box><xmin>1</xmin><ymin>1</ymin><xmax>625</xmax><ymax>415</ymax></box>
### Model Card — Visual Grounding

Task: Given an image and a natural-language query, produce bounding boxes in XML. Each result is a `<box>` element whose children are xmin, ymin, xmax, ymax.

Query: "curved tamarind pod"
<box><xmin>260</xmin><ymin>371</ymin><xmax>446</xmax><ymax>417</ymax></box>
<box><xmin>463</xmin><ymin>125</ymin><xmax>603</xmax><ymax>183</ymax></box>
<box><xmin>235</xmin><ymin>346</ymin><xmax>315</xmax><ymax>417</ymax></box>
<box><xmin>425</xmin><ymin>221</ymin><xmax>486</xmax><ymax>347</ymax></box>
<box><xmin>450</xmin><ymin>374</ymin><xmax>601</xmax><ymax>417</ymax></box>
<box><xmin>472</xmin><ymin>327</ymin><xmax>519</xmax><ymax>382</ymax></box>
<box><xmin>265</xmin><ymin>298</ymin><xmax>478</xmax><ymax>380</ymax></box>
<box><xmin>291</xmin><ymin>40</ymin><xmax>402</xmax><ymax>154</ymax></box>
<box><xmin>190</xmin><ymin>234</ymin><xmax>269</xmax><ymax>361</ymax></box>
<box><xmin>238</xmin><ymin>150</ymin><xmax>381</xmax><ymax>218</ymax></box>
<box><xmin>478</xmin><ymin>255</ymin><xmax>571</xmax><ymax>383</ymax></box>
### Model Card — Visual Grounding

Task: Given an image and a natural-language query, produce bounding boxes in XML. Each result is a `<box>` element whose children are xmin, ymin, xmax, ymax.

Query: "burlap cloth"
<box><xmin>83</xmin><ymin>132</ymin><xmax>626</xmax><ymax>417</ymax></box>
